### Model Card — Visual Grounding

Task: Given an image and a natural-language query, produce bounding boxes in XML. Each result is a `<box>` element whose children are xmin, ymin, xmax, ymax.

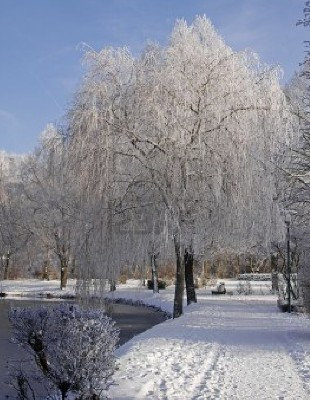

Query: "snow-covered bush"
<box><xmin>8</xmin><ymin>303</ymin><xmax>119</xmax><ymax>399</ymax></box>
<box><xmin>236</xmin><ymin>280</ymin><xmax>253</xmax><ymax>295</ymax></box>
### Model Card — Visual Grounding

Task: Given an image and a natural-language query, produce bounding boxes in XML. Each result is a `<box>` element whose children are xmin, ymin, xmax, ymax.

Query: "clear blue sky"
<box><xmin>0</xmin><ymin>0</ymin><xmax>306</xmax><ymax>154</ymax></box>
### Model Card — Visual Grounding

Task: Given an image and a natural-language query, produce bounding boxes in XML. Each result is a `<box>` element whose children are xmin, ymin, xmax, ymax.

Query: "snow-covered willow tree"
<box><xmin>280</xmin><ymin>1</ymin><xmax>310</xmax><ymax>310</ymax></box>
<box><xmin>67</xmin><ymin>16</ymin><xmax>290</xmax><ymax>317</ymax></box>
<box><xmin>66</xmin><ymin>48</ymin><xmax>147</xmax><ymax>297</ymax></box>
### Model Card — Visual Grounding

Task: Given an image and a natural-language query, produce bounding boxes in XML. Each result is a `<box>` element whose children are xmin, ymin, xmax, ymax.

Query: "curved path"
<box><xmin>111</xmin><ymin>299</ymin><xmax>310</xmax><ymax>399</ymax></box>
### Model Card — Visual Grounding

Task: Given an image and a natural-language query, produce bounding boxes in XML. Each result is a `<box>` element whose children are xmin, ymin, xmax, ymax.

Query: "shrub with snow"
<box><xmin>236</xmin><ymin>280</ymin><xmax>253</xmax><ymax>295</ymax></box>
<box><xmin>8</xmin><ymin>303</ymin><xmax>119</xmax><ymax>399</ymax></box>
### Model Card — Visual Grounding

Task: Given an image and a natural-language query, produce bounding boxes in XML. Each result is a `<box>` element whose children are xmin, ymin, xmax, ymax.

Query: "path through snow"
<box><xmin>110</xmin><ymin>298</ymin><xmax>310</xmax><ymax>399</ymax></box>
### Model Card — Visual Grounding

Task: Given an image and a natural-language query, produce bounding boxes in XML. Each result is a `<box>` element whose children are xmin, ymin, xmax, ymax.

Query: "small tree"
<box><xmin>8</xmin><ymin>304</ymin><xmax>119</xmax><ymax>399</ymax></box>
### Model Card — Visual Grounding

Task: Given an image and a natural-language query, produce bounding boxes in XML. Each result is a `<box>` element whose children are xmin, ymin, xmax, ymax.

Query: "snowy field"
<box><xmin>1</xmin><ymin>279</ymin><xmax>310</xmax><ymax>399</ymax></box>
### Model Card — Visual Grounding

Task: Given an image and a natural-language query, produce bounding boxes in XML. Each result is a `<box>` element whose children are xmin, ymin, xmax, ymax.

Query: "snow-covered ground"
<box><xmin>1</xmin><ymin>279</ymin><xmax>310</xmax><ymax>399</ymax></box>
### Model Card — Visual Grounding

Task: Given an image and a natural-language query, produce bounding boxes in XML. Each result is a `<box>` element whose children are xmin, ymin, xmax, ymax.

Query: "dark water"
<box><xmin>0</xmin><ymin>298</ymin><xmax>166</xmax><ymax>398</ymax></box>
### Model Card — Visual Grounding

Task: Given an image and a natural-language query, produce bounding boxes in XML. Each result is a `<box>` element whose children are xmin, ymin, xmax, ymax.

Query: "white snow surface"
<box><xmin>1</xmin><ymin>279</ymin><xmax>310</xmax><ymax>399</ymax></box>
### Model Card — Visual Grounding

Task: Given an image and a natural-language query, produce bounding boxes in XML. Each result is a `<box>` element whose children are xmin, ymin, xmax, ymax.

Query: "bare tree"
<box><xmin>0</xmin><ymin>152</ymin><xmax>30</xmax><ymax>279</ymax></box>
<box><xmin>279</xmin><ymin>1</ymin><xmax>310</xmax><ymax>310</ymax></box>
<box><xmin>21</xmin><ymin>125</ymin><xmax>80</xmax><ymax>289</ymax></box>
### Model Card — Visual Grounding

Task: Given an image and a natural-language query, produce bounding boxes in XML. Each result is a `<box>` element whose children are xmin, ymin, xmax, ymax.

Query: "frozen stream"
<box><xmin>0</xmin><ymin>298</ymin><xmax>166</xmax><ymax>398</ymax></box>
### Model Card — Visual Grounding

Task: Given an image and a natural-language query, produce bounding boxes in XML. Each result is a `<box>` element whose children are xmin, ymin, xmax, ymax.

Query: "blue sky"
<box><xmin>0</xmin><ymin>0</ymin><xmax>306</xmax><ymax>154</ymax></box>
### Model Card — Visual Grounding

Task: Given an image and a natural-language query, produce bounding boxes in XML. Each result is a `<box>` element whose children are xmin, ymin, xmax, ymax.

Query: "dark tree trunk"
<box><xmin>30</xmin><ymin>335</ymin><xmax>49</xmax><ymax>374</ymax></box>
<box><xmin>42</xmin><ymin>260</ymin><xmax>49</xmax><ymax>280</ymax></box>
<box><xmin>3</xmin><ymin>252</ymin><xmax>11</xmax><ymax>280</ymax></box>
<box><xmin>173</xmin><ymin>235</ymin><xmax>184</xmax><ymax>318</ymax></box>
<box><xmin>151</xmin><ymin>252</ymin><xmax>159</xmax><ymax>293</ymax></box>
<box><xmin>184</xmin><ymin>248</ymin><xmax>197</xmax><ymax>305</ymax></box>
<box><xmin>109</xmin><ymin>279</ymin><xmax>116</xmax><ymax>291</ymax></box>
<box><xmin>59</xmin><ymin>382</ymin><xmax>70</xmax><ymax>400</ymax></box>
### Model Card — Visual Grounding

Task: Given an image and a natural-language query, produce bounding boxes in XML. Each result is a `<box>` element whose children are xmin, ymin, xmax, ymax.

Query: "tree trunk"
<box><xmin>173</xmin><ymin>235</ymin><xmax>184</xmax><ymax>318</ymax></box>
<box><xmin>42</xmin><ymin>260</ymin><xmax>49</xmax><ymax>280</ymax></box>
<box><xmin>109</xmin><ymin>279</ymin><xmax>116</xmax><ymax>291</ymax></box>
<box><xmin>184</xmin><ymin>248</ymin><xmax>197</xmax><ymax>305</ymax></box>
<box><xmin>3</xmin><ymin>252</ymin><xmax>11</xmax><ymax>280</ymax></box>
<box><xmin>151</xmin><ymin>253</ymin><xmax>159</xmax><ymax>293</ymax></box>
<box><xmin>54</xmin><ymin>232</ymin><xmax>69</xmax><ymax>290</ymax></box>
<box><xmin>60</xmin><ymin>258</ymin><xmax>68</xmax><ymax>290</ymax></box>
